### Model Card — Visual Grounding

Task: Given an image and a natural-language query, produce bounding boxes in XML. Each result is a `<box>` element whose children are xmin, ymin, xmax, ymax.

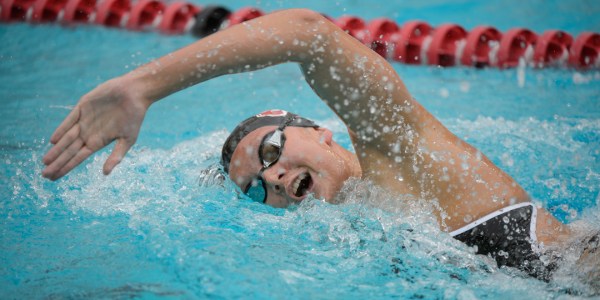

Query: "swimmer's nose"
<box><xmin>262</xmin><ymin>167</ymin><xmax>286</xmax><ymax>196</ymax></box>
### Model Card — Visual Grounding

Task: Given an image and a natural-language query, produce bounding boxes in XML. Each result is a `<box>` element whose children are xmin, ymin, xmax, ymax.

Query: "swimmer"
<box><xmin>41</xmin><ymin>9</ymin><xmax>596</xmax><ymax>280</ymax></box>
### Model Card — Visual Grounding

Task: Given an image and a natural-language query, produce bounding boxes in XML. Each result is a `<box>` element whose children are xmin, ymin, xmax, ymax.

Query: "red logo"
<box><xmin>256</xmin><ymin>109</ymin><xmax>287</xmax><ymax>118</ymax></box>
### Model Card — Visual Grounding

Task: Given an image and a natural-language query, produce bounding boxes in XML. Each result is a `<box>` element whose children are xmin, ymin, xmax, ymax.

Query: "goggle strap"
<box><xmin>279</xmin><ymin>115</ymin><xmax>295</xmax><ymax>130</ymax></box>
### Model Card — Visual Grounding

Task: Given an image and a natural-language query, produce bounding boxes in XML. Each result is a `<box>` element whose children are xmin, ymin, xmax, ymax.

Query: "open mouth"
<box><xmin>292</xmin><ymin>172</ymin><xmax>312</xmax><ymax>198</ymax></box>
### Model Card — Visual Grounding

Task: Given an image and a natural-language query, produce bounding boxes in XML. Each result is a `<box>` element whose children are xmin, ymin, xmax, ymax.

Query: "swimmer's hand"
<box><xmin>42</xmin><ymin>78</ymin><xmax>149</xmax><ymax>180</ymax></box>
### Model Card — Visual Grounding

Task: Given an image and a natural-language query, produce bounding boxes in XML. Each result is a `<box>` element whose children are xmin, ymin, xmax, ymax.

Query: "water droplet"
<box><xmin>463</xmin><ymin>214</ymin><xmax>473</xmax><ymax>223</ymax></box>
<box><xmin>439</xmin><ymin>88</ymin><xmax>449</xmax><ymax>98</ymax></box>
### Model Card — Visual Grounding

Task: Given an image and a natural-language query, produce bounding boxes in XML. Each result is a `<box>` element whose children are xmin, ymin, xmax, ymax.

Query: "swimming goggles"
<box><xmin>244</xmin><ymin>116</ymin><xmax>295</xmax><ymax>203</ymax></box>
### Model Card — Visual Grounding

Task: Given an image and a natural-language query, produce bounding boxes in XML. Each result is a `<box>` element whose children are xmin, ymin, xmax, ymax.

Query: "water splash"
<box><xmin>5</xmin><ymin>116</ymin><xmax>599</xmax><ymax>298</ymax></box>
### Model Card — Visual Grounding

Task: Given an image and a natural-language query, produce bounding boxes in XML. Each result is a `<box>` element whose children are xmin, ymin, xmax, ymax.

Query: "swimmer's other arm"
<box><xmin>42</xmin><ymin>8</ymin><xmax>416</xmax><ymax>180</ymax></box>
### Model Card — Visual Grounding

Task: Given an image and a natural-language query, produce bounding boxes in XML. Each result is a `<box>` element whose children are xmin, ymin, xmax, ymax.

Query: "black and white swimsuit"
<box><xmin>449</xmin><ymin>202</ymin><xmax>553</xmax><ymax>278</ymax></box>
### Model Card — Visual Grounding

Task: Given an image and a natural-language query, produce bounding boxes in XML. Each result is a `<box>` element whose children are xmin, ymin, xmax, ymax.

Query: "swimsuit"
<box><xmin>449</xmin><ymin>202</ymin><xmax>554</xmax><ymax>279</ymax></box>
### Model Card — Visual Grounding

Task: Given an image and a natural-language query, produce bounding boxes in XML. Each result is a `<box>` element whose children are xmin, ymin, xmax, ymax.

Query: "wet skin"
<box><xmin>229</xmin><ymin>125</ymin><xmax>360</xmax><ymax>208</ymax></box>
<box><xmin>41</xmin><ymin>8</ymin><xmax>571</xmax><ymax>246</ymax></box>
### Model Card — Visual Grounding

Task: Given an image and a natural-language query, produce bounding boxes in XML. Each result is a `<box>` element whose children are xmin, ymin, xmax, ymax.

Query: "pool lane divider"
<box><xmin>2</xmin><ymin>0</ymin><xmax>599</xmax><ymax>69</ymax></box>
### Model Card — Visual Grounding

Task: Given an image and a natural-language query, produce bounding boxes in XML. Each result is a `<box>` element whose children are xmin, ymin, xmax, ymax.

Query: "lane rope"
<box><xmin>2</xmin><ymin>0</ymin><xmax>599</xmax><ymax>69</ymax></box>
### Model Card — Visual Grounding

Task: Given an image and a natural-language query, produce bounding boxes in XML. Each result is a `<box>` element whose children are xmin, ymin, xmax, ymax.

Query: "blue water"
<box><xmin>1</xmin><ymin>0</ymin><xmax>600</xmax><ymax>298</ymax></box>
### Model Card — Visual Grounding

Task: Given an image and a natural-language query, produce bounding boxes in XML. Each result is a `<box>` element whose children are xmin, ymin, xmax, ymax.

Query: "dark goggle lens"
<box><xmin>245</xmin><ymin>177</ymin><xmax>267</xmax><ymax>203</ymax></box>
<box><xmin>259</xmin><ymin>131</ymin><xmax>285</xmax><ymax>167</ymax></box>
<box><xmin>260</xmin><ymin>142</ymin><xmax>281</xmax><ymax>165</ymax></box>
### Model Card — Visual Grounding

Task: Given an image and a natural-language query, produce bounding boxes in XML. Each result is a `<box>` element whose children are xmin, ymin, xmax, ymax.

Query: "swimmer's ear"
<box><xmin>316</xmin><ymin>127</ymin><xmax>333</xmax><ymax>146</ymax></box>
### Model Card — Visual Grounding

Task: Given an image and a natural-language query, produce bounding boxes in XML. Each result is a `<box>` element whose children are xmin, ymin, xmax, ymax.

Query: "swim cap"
<box><xmin>221</xmin><ymin>109</ymin><xmax>319</xmax><ymax>173</ymax></box>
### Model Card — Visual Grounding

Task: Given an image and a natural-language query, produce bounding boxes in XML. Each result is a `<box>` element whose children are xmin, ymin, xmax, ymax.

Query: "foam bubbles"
<box><xmin>7</xmin><ymin>116</ymin><xmax>599</xmax><ymax>298</ymax></box>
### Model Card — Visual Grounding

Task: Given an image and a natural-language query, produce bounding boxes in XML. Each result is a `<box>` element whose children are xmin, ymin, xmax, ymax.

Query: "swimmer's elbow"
<box><xmin>285</xmin><ymin>8</ymin><xmax>326</xmax><ymax>24</ymax></box>
<box><xmin>276</xmin><ymin>8</ymin><xmax>331</xmax><ymax>32</ymax></box>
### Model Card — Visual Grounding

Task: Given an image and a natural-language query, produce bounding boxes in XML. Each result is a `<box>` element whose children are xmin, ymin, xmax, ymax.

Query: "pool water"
<box><xmin>1</xmin><ymin>0</ymin><xmax>600</xmax><ymax>298</ymax></box>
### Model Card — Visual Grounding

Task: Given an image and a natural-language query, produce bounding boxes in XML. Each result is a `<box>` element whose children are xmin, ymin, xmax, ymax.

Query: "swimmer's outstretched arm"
<box><xmin>42</xmin><ymin>9</ymin><xmax>499</xmax><ymax>205</ymax></box>
<box><xmin>42</xmin><ymin>8</ymin><xmax>513</xmax><ymax>209</ymax></box>
<box><xmin>42</xmin><ymin>8</ymin><xmax>569</xmax><ymax>241</ymax></box>
<box><xmin>43</xmin><ymin>8</ymin><xmax>411</xmax><ymax>180</ymax></box>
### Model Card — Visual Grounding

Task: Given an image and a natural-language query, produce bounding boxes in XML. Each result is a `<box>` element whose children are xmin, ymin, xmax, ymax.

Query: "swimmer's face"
<box><xmin>228</xmin><ymin>125</ymin><xmax>355</xmax><ymax>207</ymax></box>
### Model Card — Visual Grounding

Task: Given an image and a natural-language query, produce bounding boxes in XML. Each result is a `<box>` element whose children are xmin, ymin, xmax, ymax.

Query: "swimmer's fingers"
<box><xmin>43</xmin><ymin>124</ymin><xmax>80</xmax><ymax>166</ymax></box>
<box><xmin>52</xmin><ymin>146</ymin><xmax>94</xmax><ymax>181</ymax></box>
<box><xmin>42</xmin><ymin>138</ymin><xmax>132</xmax><ymax>180</ymax></box>
<box><xmin>103</xmin><ymin>138</ymin><xmax>134</xmax><ymax>175</ymax></box>
<box><xmin>42</xmin><ymin>137</ymin><xmax>84</xmax><ymax>180</ymax></box>
<box><xmin>50</xmin><ymin>106</ymin><xmax>80</xmax><ymax>145</ymax></box>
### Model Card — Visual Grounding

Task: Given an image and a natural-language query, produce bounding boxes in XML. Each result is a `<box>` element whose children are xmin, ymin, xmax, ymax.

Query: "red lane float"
<box><xmin>426</xmin><ymin>24</ymin><xmax>467</xmax><ymax>66</ymax></box>
<box><xmin>126</xmin><ymin>0</ymin><xmax>164</xmax><ymax>30</ymax></box>
<box><xmin>1</xmin><ymin>0</ymin><xmax>36</xmax><ymax>21</ymax></box>
<box><xmin>0</xmin><ymin>0</ymin><xmax>10</xmax><ymax>21</ymax></box>
<box><xmin>533</xmin><ymin>30</ymin><xmax>572</xmax><ymax>67</ymax></box>
<box><xmin>335</xmin><ymin>16</ymin><xmax>368</xmax><ymax>43</ymax></box>
<box><xmin>157</xmin><ymin>1</ymin><xmax>198</xmax><ymax>34</ymax></box>
<box><xmin>62</xmin><ymin>0</ymin><xmax>95</xmax><ymax>23</ymax></box>
<box><xmin>393</xmin><ymin>21</ymin><xmax>432</xmax><ymax>64</ymax></box>
<box><xmin>227</xmin><ymin>6</ymin><xmax>262</xmax><ymax>26</ymax></box>
<box><xmin>31</xmin><ymin>0</ymin><xmax>68</xmax><ymax>22</ymax></box>
<box><xmin>2</xmin><ymin>2</ymin><xmax>599</xmax><ymax>69</ymax></box>
<box><xmin>569</xmin><ymin>32</ymin><xmax>600</xmax><ymax>68</ymax></box>
<box><xmin>461</xmin><ymin>26</ymin><xmax>502</xmax><ymax>67</ymax></box>
<box><xmin>497</xmin><ymin>28</ymin><xmax>537</xmax><ymax>68</ymax></box>
<box><xmin>95</xmin><ymin>0</ymin><xmax>130</xmax><ymax>27</ymax></box>
<box><xmin>366</xmin><ymin>18</ymin><xmax>399</xmax><ymax>58</ymax></box>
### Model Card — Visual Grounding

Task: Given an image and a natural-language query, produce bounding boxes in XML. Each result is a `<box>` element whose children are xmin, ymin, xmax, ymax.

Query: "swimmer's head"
<box><xmin>222</xmin><ymin>109</ymin><xmax>360</xmax><ymax>207</ymax></box>
<box><xmin>221</xmin><ymin>109</ymin><xmax>319</xmax><ymax>173</ymax></box>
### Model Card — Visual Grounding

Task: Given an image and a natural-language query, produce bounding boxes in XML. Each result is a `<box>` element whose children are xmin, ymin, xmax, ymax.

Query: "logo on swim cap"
<box><xmin>256</xmin><ymin>109</ymin><xmax>288</xmax><ymax>118</ymax></box>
